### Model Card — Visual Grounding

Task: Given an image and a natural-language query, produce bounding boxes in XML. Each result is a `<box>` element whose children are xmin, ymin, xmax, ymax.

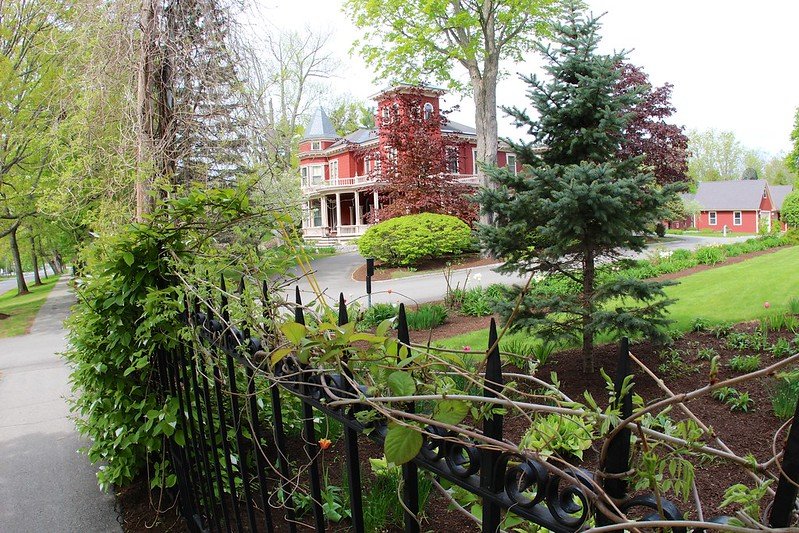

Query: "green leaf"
<box><xmin>384</xmin><ymin>424</ymin><xmax>422</xmax><ymax>465</ymax></box>
<box><xmin>280</xmin><ymin>322</ymin><xmax>307</xmax><ymax>345</ymax></box>
<box><xmin>122</xmin><ymin>252</ymin><xmax>134</xmax><ymax>266</ymax></box>
<box><xmin>270</xmin><ymin>347</ymin><xmax>293</xmax><ymax>366</ymax></box>
<box><xmin>387</xmin><ymin>371</ymin><xmax>416</xmax><ymax>396</ymax></box>
<box><xmin>433</xmin><ymin>399</ymin><xmax>469</xmax><ymax>425</ymax></box>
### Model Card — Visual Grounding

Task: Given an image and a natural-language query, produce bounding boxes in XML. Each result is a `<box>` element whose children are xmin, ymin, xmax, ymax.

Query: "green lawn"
<box><xmin>436</xmin><ymin>246</ymin><xmax>799</xmax><ymax>350</ymax></box>
<box><xmin>0</xmin><ymin>275</ymin><xmax>62</xmax><ymax>338</ymax></box>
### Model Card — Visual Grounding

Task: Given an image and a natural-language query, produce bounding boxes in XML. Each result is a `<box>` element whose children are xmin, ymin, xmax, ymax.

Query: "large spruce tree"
<box><xmin>477</xmin><ymin>5</ymin><xmax>682</xmax><ymax>372</ymax></box>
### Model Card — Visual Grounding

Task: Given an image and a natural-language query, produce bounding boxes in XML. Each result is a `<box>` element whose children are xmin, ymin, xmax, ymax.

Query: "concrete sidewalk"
<box><xmin>0</xmin><ymin>277</ymin><xmax>120</xmax><ymax>532</ymax></box>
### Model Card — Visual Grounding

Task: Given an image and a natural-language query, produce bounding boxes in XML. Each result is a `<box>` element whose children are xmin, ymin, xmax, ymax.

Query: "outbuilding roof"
<box><xmin>693</xmin><ymin>180</ymin><xmax>768</xmax><ymax>210</ymax></box>
<box><xmin>770</xmin><ymin>185</ymin><xmax>794</xmax><ymax>210</ymax></box>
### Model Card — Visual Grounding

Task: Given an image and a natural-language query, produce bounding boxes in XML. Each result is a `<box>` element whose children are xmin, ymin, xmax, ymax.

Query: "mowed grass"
<box><xmin>0</xmin><ymin>275</ymin><xmax>62</xmax><ymax>338</ymax></box>
<box><xmin>436</xmin><ymin>246</ymin><xmax>799</xmax><ymax>350</ymax></box>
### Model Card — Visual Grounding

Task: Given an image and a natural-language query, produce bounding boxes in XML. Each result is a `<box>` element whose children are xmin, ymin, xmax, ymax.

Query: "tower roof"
<box><xmin>303</xmin><ymin>107</ymin><xmax>339</xmax><ymax>140</ymax></box>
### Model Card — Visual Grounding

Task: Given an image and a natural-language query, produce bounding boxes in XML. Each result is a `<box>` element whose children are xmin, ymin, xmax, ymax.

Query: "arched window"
<box><xmin>423</xmin><ymin>102</ymin><xmax>434</xmax><ymax>120</ymax></box>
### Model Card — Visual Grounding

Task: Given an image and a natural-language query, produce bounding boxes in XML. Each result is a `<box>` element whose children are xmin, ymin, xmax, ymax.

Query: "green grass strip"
<box><xmin>436</xmin><ymin>246</ymin><xmax>799</xmax><ymax>350</ymax></box>
<box><xmin>0</xmin><ymin>275</ymin><xmax>62</xmax><ymax>338</ymax></box>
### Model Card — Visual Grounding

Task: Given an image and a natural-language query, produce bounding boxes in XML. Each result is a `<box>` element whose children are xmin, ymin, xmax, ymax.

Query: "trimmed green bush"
<box><xmin>357</xmin><ymin>213</ymin><xmax>474</xmax><ymax>266</ymax></box>
<box><xmin>781</xmin><ymin>191</ymin><xmax>799</xmax><ymax>228</ymax></box>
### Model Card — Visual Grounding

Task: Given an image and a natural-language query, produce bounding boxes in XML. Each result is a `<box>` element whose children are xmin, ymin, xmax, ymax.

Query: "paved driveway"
<box><xmin>288</xmin><ymin>234</ymin><xmax>756</xmax><ymax>308</ymax></box>
<box><xmin>0</xmin><ymin>277</ymin><xmax>120</xmax><ymax>532</ymax></box>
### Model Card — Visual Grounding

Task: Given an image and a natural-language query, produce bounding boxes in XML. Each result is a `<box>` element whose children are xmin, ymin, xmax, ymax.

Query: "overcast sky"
<box><xmin>250</xmin><ymin>1</ymin><xmax>799</xmax><ymax>157</ymax></box>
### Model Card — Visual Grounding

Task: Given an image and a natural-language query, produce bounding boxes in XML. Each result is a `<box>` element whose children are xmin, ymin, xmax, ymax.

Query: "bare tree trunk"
<box><xmin>135</xmin><ymin>0</ymin><xmax>157</xmax><ymax>221</ymax></box>
<box><xmin>34</xmin><ymin>236</ymin><xmax>47</xmax><ymax>278</ymax></box>
<box><xmin>9</xmin><ymin>226</ymin><xmax>29</xmax><ymax>295</ymax></box>
<box><xmin>29</xmin><ymin>234</ymin><xmax>42</xmax><ymax>286</ymax></box>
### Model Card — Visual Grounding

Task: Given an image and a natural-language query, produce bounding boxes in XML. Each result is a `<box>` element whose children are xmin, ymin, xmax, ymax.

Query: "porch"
<box><xmin>302</xmin><ymin>190</ymin><xmax>380</xmax><ymax>241</ymax></box>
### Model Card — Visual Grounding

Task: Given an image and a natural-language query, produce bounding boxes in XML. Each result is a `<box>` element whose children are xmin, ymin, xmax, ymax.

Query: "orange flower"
<box><xmin>318</xmin><ymin>438</ymin><xmax>332</xmax><ymax>450</ymax></box>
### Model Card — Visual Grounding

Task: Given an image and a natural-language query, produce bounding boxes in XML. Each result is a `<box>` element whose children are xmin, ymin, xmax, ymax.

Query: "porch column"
<box><xmin>335</xmin><ymin>192</ymin><xmax>342</xmax><ymax>233</ymax></box>
<box><xmin>320</xmin><ymin>195</ymin><xmax>328</xmax><ymax>231</ymax></box>
<box><xmin>373</xmin><ymin>190</ymin><xmax>379</xmax><ymax>215</ymax></box>
<box><xmin>354</xmin><ymin>192</ymin><xmax>362</xmax><ymax>227</ymax></box>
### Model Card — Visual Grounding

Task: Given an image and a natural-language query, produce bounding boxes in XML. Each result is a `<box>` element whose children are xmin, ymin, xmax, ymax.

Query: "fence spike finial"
<box><xmin>338</xmin><ymin>293</ymin><xmax>348</xmax><ymax>326</ymax></box>
<box><xmin>294</xmin><ymin>286</ymin><xmax>305</xmax><ymax>325</ymax></box>
<box><xmin>397</xmin><ymin>303</ymin><xmax>410</xmax><ymax>350</ymax></box>
<box><xmin>219</xmin><ymin>274</ymin><xmax>229</xmax><ymax>322</ymax></box>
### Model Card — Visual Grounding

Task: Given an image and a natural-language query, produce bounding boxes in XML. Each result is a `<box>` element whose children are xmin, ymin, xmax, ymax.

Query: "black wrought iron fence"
<box><xmin>155</xmin><ymin>276</ymin><xmax>799</xmax><ymax>533</ymax></box>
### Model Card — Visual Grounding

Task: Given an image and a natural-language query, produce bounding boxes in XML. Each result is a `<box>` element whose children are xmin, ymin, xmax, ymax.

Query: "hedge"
<box><xmin>357</xmin><ymin>213</ymin><xmax>474</xmax><ymax>266</ymax></box>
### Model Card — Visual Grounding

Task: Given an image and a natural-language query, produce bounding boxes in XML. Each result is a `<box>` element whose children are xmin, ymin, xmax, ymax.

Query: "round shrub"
<box><xmin>782</xmin><ymin>191</ymin><xmax>799</xmax><ymax>229</ymax></box>
<box><xmin>357</xmin><ymin>213</ymin><xmax>474</xmax><ymax>266</ymax></box>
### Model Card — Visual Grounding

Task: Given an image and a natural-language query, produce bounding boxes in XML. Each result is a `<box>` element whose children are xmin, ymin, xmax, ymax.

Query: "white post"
<box><xmin>335</xmin><ymin>192</ymin><xmax>342</xmax><ymax>234</ymax></box>
<box><xmin>354</xmin><ymin>191</ymin><xmax>362</xmax><ymax>229</ymax></box>
<box><xmin>320</xmin><ymin>195</ymin><xmax>328</xmax><ymax>233</ymax></box>
<box><xmin>373</xmin><ymin>190</ymin><xmax>379</xmax><ymax>220</ymax></box>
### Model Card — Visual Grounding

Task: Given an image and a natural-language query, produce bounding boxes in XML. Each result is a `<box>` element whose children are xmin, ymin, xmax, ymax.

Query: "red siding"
<box><xmin>695</xmin><ymin>210</ymin><xmax>758</xmax><ymax>233</ymax></box>
<box><xmin>760</xmin><ymin>193</ymin><xmax>773</xmax><ymax>211</ymax></box>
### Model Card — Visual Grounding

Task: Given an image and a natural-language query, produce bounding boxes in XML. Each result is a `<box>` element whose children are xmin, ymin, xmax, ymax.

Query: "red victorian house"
<box><xmin>681</xmin><ymin>180</ymin><xmax>793</xmax><ymax>233</ymax></box>
<box><xmin>298</xmin><ymin>85</ymin><xmax>520</xmax><ymax>243</ymax></box>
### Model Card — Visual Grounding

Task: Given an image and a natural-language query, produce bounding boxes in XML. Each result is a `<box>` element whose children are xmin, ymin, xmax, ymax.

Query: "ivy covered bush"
<box><xmin>357</xmin><ymin>213</ymin><xmax>474</xmax><ymax>266</ymax></box>
<box><xmin>65</xmin><ymin>187</ymin><xmax>293</xmax><ymax>491</ymax></box>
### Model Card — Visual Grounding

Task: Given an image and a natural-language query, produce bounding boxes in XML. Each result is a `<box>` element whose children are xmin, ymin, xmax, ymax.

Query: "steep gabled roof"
<box><xmin>303</xmin><ymin>107</ymin><xmax>340</xmax><ymax>140</ymax></box>
<box><xmin>694</xmin><ymin>180</ymin><xmax>768</xmax><ymax>210</ymax></box>
<box><xmin>770</xmin><ymin>185</ymin><xmax>794</xmax><ymax>210</ymax></box>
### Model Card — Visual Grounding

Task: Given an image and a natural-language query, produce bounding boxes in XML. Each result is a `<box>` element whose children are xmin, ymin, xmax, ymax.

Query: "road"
<box><xmin>0</xmin><ymin>277</ymin><xmax>120</xmax><ymax>532</ymax></box>
<box><xmin>289</xmin><ymin>234</ymin><xmax>754</xmax><ymax>309</ymax></box>
<box><xmin>0</xmin><ymin>269</ymin><xmax>54</xmax><ymax>295</ymax></box>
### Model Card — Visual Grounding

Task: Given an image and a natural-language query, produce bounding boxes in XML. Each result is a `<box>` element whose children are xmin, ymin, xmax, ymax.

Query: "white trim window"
<box><xmin>300</xmin><ymin>166</ymin><xmax>308</xmax><ymax>187</ymax></box>
<box><xmin>330</xmin><ymin>159</ymin><xmax>339</xmax><ymax>180</ymax></box>
<box><xmin>733</xmin><ymin>211</ymin><xmax>742</xmax><ymax>226</ymax></box>
<box><xmin>708</xmin><ymin>211</ymin><xmax>717</xmax><ymax>226</ymax></box>
<box><xmin>311</xmin><ymin>140</ymin><xmax>322</xmax><ymax>151</ymax></box>
<box><xmin>506</xmin><ymin>154</ymin><xmax>517</xmax><ymax>175</ymax></box>
<box><xmin>423</xmin><ymin>102</ymin><xmax>434</xmax><ymax>120</ymax></box>
<box><xmin>310</xmin><ymin>199</ymin><xmax>322</xmax><ymax>227</ymax></box>
<box><xmin>446</xmin><ymin>146</ymin><xmax>459</xmax><ymax>174</ymax></box>
<box><xmin>310</xmin><ymin>165</ymin><xmax>324</xmax><ymax>185</ymax></box>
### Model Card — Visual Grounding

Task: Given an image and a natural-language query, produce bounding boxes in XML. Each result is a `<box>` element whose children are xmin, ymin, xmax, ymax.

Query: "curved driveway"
<box><xmin>289</xmin><ymin>234</ymin><xmax>753</xmax><ymax>308</ymax></box>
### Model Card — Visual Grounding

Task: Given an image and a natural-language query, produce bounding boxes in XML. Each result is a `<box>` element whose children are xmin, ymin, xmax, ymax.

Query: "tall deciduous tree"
<box><xmin>344</xmin><ymin>0</ymin><xmax>564</xmax><ymax>186</ymax></box>
<box><xmin>788</xmin><ymin>107</ymin><xmax>799</xmax><ymax>176</ymax></box>
<box><xmin>0</xmin><ymin>0</ymin><xmax>66</xmax><ymax>295</ymax></box>
<box><xmin>371</xmin><ymin>90</ymin><xmax>476</xmax><ymax>223</ymax></box>
<box><xmin>615</xmin><ymin>63</ymin><xmax>689</xmax><ymax>185</ymax></box>
<box><xmin>477</xmin><ymin>6</ymin><xmax>680</xmax><ymax>371</ymax></box>
<box><xmin>687</xmin><ymin>129</ymin><xmax>747</xmax><ymax>182</ymax></box>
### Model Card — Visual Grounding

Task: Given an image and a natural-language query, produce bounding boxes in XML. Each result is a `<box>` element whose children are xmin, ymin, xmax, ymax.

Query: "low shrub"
<box><xmin>358</xmin><ymin>303</ymin><xmax>398</xmax><ymax>331</ymax></box>
<box><xmin>727</xmin><ymin>392</ymin><xmax>753</xmax><ymax>412</ymax></box>
<box><xmin>771</xmin><ymin>338</ymin><xmax>794</xmax><ymax>359</ymax></box>
<box><xmin>788</xmin><ymin>297</ymin><xmax>799</xmax><ymax>315</ymax></box>
<box><xmin>695</xmin><ymin>246</ymin><xmax>727</xmax><ymax>265</ymax></box>
<box><xmin>520</xmin><ymin>414</ymin><xmax>594</xmax><ymax>460</ymax></box>
<box><xmin>696</xmin><ymin>347</ymin><xmax>718</xmax><ymax>361</ymax></box>
<box><xmin>405</xmin><ymin>304</ymin><xmax>447</xmax><ymax>330</ymax></box>
<box><xmin>357</xmin><ymin>213</ymin><xmax>474</xmax><ymax>266</ymax></box>
<box><xmin>729</xmin><ymin>355</ymin><xmax>761</xmax><ymax>373</ymax></box>
<box><xmin>772</xmin><ymin>371</ymin><xmax>799</xmax><ymax>419</ymax></box>
<box><xmin>461</xmin><ymin>287</ymin><xmax>492</xmax><ymax>316</ymax></box>
<box><xmin>691</xmin><ymin>317</ymin><xmax>710</xmax><ymax>332</ymax></box>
